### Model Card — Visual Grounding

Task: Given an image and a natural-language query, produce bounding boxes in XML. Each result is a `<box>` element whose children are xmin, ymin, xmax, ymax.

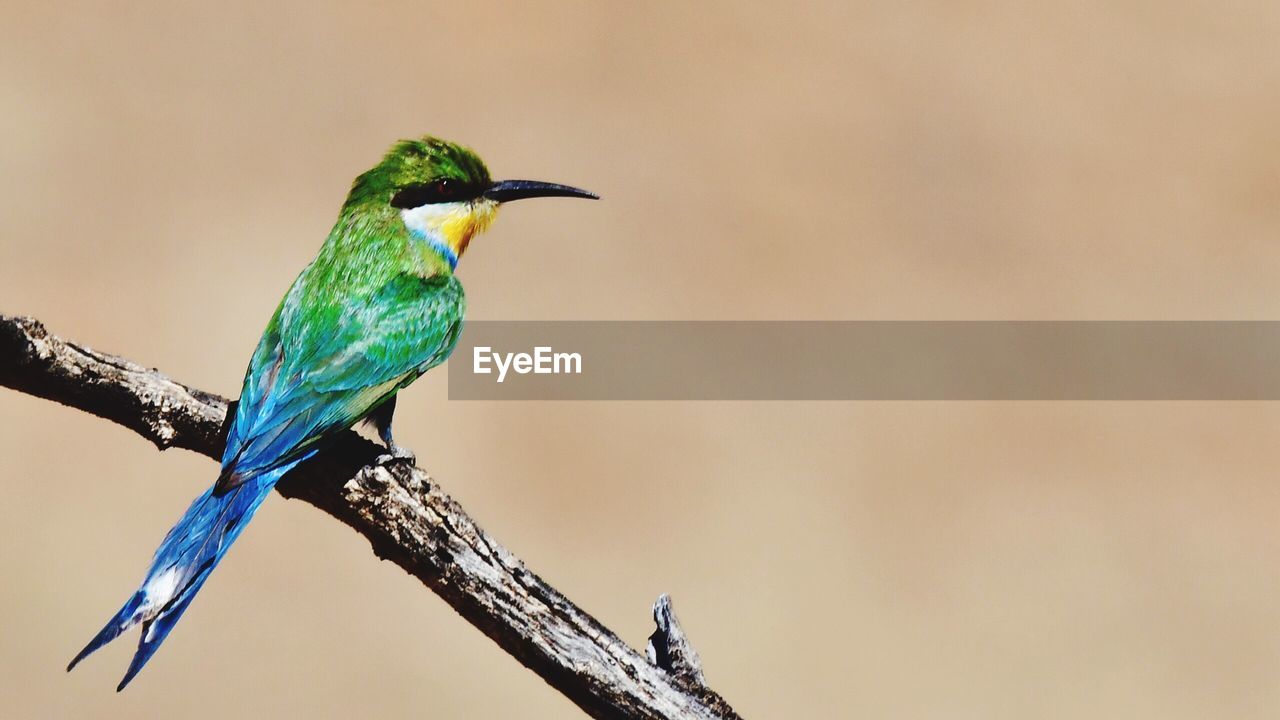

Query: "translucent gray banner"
<box><xmin>446</xmin><ymin>322</ymin><xmax>1280</xmax><ymax>400</ymax></box>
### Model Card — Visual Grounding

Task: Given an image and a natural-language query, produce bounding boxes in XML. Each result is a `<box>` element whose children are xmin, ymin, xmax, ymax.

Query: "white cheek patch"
<box><xmin>400</xmin><ymin>202</ymin><xmax>468</xmax><ymax>241</ymax></box>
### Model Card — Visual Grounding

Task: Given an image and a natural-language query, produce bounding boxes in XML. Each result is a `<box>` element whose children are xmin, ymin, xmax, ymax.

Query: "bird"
<box><xmin>66</xmin><ymin>136</ymin><xmax>597</xmax><ymax>690</ymax></box>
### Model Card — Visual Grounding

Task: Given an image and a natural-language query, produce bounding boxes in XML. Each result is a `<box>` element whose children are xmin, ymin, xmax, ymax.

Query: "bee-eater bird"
<box><xmin>67</xmin><ymin>136</ymin><xmax>597</xmax><ymax>690</ymax></box>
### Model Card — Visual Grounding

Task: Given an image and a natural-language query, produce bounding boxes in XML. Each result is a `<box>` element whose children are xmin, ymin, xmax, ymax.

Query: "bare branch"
<box><xmin>0</xmin><ymin>315</ymin><xmax>741</xmax><ymax>720</ymax></box>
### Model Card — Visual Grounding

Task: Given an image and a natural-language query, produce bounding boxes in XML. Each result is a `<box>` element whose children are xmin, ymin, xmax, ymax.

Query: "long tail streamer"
<box><xmin>67</xmin><ymin>462</ymin><xmax>297</xmax><ymax>690</ymax></box>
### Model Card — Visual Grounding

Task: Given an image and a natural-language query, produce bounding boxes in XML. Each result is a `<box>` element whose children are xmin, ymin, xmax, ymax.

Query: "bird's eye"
<box><xmin>390</xmin><ymin>179</ymin><xmax>470</xmax><ymax>209</ymax></box>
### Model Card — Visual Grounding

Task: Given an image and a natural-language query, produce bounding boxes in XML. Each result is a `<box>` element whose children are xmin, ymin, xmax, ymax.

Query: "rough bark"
<box><xmin>0</xmin><ymin>314</ymin><xmax>741</xmax><ymax>720</ymax></box>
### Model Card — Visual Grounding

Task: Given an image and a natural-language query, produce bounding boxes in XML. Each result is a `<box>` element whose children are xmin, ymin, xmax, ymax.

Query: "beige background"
<box><xmin>3</xmin><ymin>2</ymin><xmax>1280</xmax><ymax>718</ymax></box>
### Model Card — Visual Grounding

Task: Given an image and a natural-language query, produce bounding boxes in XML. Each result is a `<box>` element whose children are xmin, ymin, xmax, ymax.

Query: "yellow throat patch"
<box><xmin>400</xmin><ymin>199</ymin><xmax>499</xmax><ymax>265</ymax></box>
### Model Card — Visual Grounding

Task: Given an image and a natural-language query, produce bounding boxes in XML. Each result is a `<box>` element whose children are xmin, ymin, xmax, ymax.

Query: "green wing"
<box><xmin>218</xmin><ymin>272</ymin><xmax>464</xmax><ymax>491</ymax></box>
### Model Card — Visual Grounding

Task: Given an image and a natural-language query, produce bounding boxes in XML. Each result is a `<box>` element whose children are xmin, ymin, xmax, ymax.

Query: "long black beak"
<box><xmin>483</xmin><ymin>179</ymin><xmax>598</xmax><ymax>202</ymax></box>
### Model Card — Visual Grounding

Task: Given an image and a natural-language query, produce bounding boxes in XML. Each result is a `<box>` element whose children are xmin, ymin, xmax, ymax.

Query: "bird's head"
<box><xmin>346</xmin><ymin>136</ymin><xmax>596</xmax><ymax>268</ymax></box>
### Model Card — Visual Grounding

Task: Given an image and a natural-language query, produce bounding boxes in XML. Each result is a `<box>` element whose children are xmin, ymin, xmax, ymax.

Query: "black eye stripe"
<box><xmin>390</xmin><ymin>179</ymin><xmax>480</xmax><ymax>209</ymax></box>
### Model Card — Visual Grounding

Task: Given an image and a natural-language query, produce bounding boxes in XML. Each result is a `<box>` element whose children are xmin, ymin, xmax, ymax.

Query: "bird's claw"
<box><xmin>375</xmin><ymin>444</ymin><xmax>417</xmax><ymax>466</ymax></box>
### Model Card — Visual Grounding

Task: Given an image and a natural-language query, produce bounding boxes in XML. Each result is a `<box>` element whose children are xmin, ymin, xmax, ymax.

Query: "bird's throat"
<box><xmin>400</xmin><ymin>200</ymin><xmax>497</xmax><ymax>270</ymax></box>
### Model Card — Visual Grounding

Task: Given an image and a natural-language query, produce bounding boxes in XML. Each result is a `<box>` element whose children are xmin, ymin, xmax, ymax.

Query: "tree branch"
<box><xmin>0</xmin><ymin>314</ymin><xmax>741</xmax><ymax>720</ymax></box>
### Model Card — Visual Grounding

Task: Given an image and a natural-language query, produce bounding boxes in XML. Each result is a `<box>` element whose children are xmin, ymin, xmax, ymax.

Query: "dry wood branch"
<box><xmin>0</xmin><ymin>314</ymin><xmax>741</xmax><ymax>720</ymax></box>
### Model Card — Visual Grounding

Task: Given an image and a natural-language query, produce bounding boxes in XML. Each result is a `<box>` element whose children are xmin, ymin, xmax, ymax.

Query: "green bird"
<box><xmin>67</xmin><ymin>136</ymin><xmax>597</xmax><ymax>689</ymax></box>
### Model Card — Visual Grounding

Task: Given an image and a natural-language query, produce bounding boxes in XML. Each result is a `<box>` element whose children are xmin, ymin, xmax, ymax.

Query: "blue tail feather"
<box><xmin>69</xmin><ymin>461</ymin><xmax>299</xmax><ymax>689</ymax></box>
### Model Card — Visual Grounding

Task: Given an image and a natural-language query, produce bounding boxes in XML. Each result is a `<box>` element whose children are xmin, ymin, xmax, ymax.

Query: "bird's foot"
<box><xmin>375</xmin><ymin>443</ymin><xmax>417</xmax><ymax>467</ymax></box>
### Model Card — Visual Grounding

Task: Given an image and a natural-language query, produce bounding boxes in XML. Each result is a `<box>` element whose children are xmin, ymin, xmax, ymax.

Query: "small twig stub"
<box><xmin>647</xmin><ymin>593</ymin><xmax>709</xmax><ymax>686</ymax></box>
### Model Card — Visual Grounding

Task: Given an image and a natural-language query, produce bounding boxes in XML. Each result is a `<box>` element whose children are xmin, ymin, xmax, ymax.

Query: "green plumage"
<box><xmin>72</xmin><ymin>135</ymin><xmax>595</xmax><ymax>689</ymax></box>
<box><xmin>218</xmin><ymin>138</ymin><xmax>484</xmax><ymax>490</ymax></box>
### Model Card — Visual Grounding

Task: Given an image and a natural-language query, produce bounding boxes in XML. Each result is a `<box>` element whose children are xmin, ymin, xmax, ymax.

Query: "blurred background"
<box><xmin>3</xmin><ymin>1</ymin><xmax>1280</xmax><ymax>717</ymax></box>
